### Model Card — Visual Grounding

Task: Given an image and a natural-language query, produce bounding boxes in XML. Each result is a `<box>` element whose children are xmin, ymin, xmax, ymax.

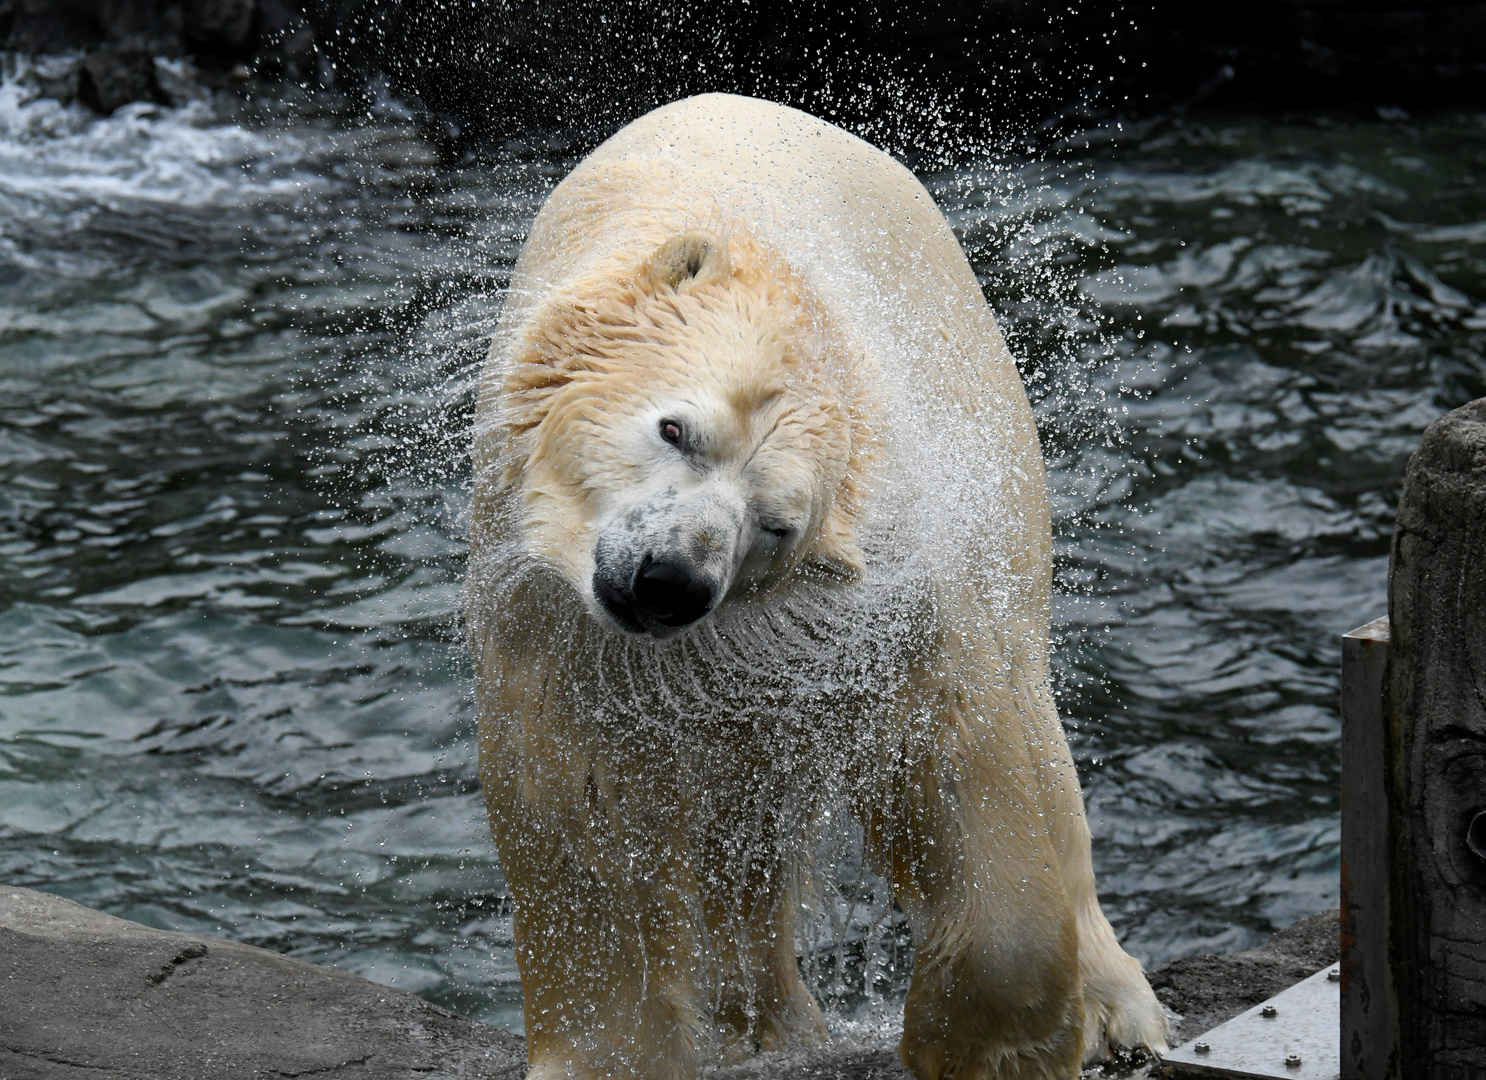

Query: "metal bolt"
<box><xmin>1467</xmin><ymin>810</ymin><xmax>1486</xmax><ymax>862</ymax></box>
<box><xmin>1286</xmin><ymin>1053</ymin><xmax>1303</xmax><ymax>1067</ymax></box>
<box><xmin>1195</xmin><ymin>1041</ymin><xmax>1211</xmax><ymax>1054</ymax></box>
<box><xmin>1329</xmin><ymin>967</ymin><xmax>1341</xmax><ymax>982</ymax></box>
<box><xmin>1262</xmin><ymin>1004</ymin><xmax>1278</xmax><ymax>1018</ymax></box>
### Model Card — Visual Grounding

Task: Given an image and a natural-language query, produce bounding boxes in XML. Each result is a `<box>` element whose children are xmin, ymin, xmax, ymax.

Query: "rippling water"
<box><xmin>1</xmin><ymin>62</ymin><xmax>1482</xmax><ymax>1032</ymax></box>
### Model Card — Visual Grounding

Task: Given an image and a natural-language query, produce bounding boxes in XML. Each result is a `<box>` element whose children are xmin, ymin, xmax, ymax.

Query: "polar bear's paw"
<box><xmin>1079</xmin><ymin>948</ymin><xmax>1170</xmax><ymax>1065</ymax></box>
<box><xmin>899</xmin><ymin>1032</ymin><xmax>1085</xmax><ymax>1080</ymax></box>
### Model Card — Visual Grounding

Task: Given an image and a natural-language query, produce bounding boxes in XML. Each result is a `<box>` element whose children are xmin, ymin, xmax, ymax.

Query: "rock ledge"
<box><xmin>0</xmin><ymin>886</ymin><xmax>1339</xmax><ymax>1079</ymax></box>
<box><xmin>0</xmin><ymin>886</ymin><xmax>526</xmax><ymax>1080</ymax></box>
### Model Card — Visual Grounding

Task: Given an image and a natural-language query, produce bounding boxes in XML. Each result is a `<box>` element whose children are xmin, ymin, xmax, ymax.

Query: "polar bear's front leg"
<box><xmin>1035</xmin><ymin>735</ymin><xmax>1170</xmax><ymax>1063</ymax></box>
<box><xmin>697</xmin><ymin>814</ymin><xmax>829</xmax><ymax>1055</ymax></box>
<box><xmin>867</xmin><ymin>685</ymin><xmax>1087</xmax><ymax>1080</ymax></box>
<box><xmin>510</xmin><ymin>866</ymin><xmax>708</xmax><ymax>1080</ymax></box>
<box><xmin>482</xmin><ymin>735</ymin><xmax>709</xmax><ymax>1080</ymax></box>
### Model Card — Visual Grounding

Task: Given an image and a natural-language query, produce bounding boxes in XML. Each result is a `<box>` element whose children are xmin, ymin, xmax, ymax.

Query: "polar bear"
<box><xmin>466</xmin><ymin>94</ymin><xmax>1167</xmax><ymax>1080</ymax></box>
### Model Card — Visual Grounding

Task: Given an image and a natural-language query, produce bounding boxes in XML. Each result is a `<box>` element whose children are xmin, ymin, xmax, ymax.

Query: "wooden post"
<box><xmin>1384</xmin><ymin>397</ymin><xmax>1486</xmax><ymax>1078</ymax></box>
<box><xmin>1342</xmin><ymin>614</ymin><xmax>1395</xmax><ymax>1080</ymax></box>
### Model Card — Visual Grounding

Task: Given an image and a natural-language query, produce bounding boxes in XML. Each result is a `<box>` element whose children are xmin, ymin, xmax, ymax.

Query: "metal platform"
<box><xmin>1161</xmin><ymin>964</ymin><xmax>1340</xmax><ymax>1079</ymax></box>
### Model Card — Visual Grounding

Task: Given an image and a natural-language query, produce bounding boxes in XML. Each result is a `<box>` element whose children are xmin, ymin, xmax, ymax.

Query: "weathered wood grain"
<box><xmin>1342</xmin><ymin>615</ymin><xmax>1395</xmax><ymax>1080</ymax></box>
<box><xmin>1385</xmin><ymin>396</ymin><xmax>1486</xmax><ymax>1079</ymax></box>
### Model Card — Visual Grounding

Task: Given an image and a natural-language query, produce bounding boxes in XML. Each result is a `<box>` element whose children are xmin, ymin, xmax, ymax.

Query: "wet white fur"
<box><xmin>468</xmin><ymin>94</ymin><xmax>1168</xmax><ymax>1080</ymax></box>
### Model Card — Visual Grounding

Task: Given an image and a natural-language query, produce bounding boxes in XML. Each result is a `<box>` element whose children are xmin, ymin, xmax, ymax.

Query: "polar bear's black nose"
<box><xmin>632</xmin><ymin>554</ymin><xmax>713</xmax><ymax>627</ymax></box>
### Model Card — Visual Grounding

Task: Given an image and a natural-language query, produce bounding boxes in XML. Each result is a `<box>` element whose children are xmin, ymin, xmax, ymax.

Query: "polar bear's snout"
<box><xmin>590</xmin><ymin>487</ymin><xmax>748</xmax><ymax>637</ymax></box>
<box><xmin>594</xmin><ymin>552</ymin><xmax>715</xmax><ymax>633</ymax></box>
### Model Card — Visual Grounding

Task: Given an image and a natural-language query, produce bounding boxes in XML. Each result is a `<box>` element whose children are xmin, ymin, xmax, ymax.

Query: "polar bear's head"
<box><xmin>502</xmin><ymin>230</ymin><xmax>872</xmax><ymax>638</ymax></box>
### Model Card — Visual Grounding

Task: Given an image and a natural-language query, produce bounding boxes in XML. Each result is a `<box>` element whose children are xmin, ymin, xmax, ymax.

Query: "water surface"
<box><xmin>1</xmin><ymin>67</ymin><xmax>1483</xmax><ymax>1029</ymax></box>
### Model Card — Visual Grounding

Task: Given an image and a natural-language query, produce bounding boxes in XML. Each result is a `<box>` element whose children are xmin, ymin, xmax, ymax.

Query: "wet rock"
<box><xmin>0</xmin><ymin>1</ymin><xmax>294</xmax><ymax>112</ymax></box>
<box><xmin>185</xmin><ymin>0</ymin><xmax>257</xmax><ymax>53</ymax></box>
<box><xmin>79</xmin><ymin>47</ymin><xmax>165</xmax><ymax>114</ymax></box>
<box><xmin>332</xmin><ymin>0</ymin><xmax>1486</xmax><ymax>153</ymax></box>
<box><xmin>1147</xmin><ymin>908</ymin><xmax>1340</xmax><ymax>1045</ymax></box>
<box><xmin>6</xmin><ymin>1</ymin><xmax>1486</xmax><ymax>133</ymax></box>
<box><xmin>256</xmin><ymin>0</ymin><xmax>319</xmax><ymax>82</ymax></box>
<box><xmin>27</xmin><ymin>53</ymin><xmax>87</xmax><ymax>105</ymax></box>
<box><xmin>1</xmin><ymin>0</ymin><xmax>187</xmax><ymax>57</ymax></box>
<box><xmin>0</xmin><ymin>0</ymin><xmax>267</xmax><ymax>57</ymax></box>
<box><xmin>0</xmin><ymin>886</ymin><xmax>1338</xmax><ymax>1080</ymax></box>
<box><xmin>0</xmin><ymin>886</ymin><xmax>526</xmax><ymax>1080</ymax></box>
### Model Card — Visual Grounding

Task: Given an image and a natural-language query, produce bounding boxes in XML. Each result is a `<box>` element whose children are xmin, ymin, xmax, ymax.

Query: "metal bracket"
<box><xmin>1161</xmin><ymin>964</ymin><xmax>1340</xmax><ymax>1079</ymax></box>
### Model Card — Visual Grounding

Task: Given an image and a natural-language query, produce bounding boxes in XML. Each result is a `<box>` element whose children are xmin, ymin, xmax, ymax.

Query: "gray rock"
<box><xmin>0</xmin><ymin>1</ymin><xmax>282</xmax><ymax>112</ymax></box>
<box><xmin>1147</xmin><ymin>908</ymin><xmax>1340</xmax><ymax>1047</ymax></box>
<box><xmin>0</xmin><ymin>885</ymin><xmax>1339</xmax><ymax>1079</ymax></box>
<box><xmin>79</xmin><ymin>47</ymin><xmax>164</xmax><ymax>114</ymax></box>
<box><xmin>0</xmin><ymin>886</ymin><xmax>526</xmax><ymax>1080</ymax></box>
<box><xmin>2</xmin><ymin>0</ymin><xmax>187</xmax><ymax>57</ymax></box>
<box><xmin>185</xmin><ymin>0</ymin><xmax>257</xmax><ymax>52</ymax></box>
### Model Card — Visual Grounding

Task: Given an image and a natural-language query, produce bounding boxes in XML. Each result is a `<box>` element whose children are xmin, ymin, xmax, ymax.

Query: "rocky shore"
<box><xmin>2</xmin><ymin>885</ymin><xmax>1338</xmax><ymax>1080</ymax></box>
<box><xmin>1</xmin><ymin>886</ymin><xmax>527</xmax><ymax>1080</ymax></box>
<box><xmin>0</xmin><ymin>0</ymin><xmax>316</xmax><ymax>112</ymax></box>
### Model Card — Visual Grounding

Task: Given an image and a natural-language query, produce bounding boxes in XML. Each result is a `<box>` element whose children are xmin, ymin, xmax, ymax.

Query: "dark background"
<box><xmin>4</xmin><ymin>1</ymin><xmax>1485</xmax><ymax>153</ymax></box>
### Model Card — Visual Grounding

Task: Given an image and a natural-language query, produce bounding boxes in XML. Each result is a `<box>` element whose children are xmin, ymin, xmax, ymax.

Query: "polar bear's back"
<box><xmin>516</xmin><ymin>95</ymin><xmax>1028</xmax><ymax>428</ymax></box>
<box><xmin>492</xmin><ymin>94</ymin><xmax>1051</xmax><ymax>644</ymax></box>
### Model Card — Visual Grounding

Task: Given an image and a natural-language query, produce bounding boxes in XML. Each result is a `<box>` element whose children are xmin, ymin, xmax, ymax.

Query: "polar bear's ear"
<box><xmin>641</xmin><ymin>231</ymin><xmax>731</xmax><ymax>291</ymax></box>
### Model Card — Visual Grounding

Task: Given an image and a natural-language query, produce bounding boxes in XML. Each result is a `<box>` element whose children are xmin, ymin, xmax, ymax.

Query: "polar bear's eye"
<box><xmin>660</xmin><ymin>420</ymin><xmax>684</xmax><ymax>446</ymax></box>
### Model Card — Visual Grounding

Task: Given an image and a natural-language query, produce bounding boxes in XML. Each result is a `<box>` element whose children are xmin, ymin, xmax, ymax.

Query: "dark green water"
<box><xmin>1</xmin><ymin>64</ymin><xmax>1483</xmax><ymax>1032</ymax></box>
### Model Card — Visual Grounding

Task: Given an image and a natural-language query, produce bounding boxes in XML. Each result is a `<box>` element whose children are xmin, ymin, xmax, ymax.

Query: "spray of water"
<box><xmin>8</xmin><ymin>22</ymin><xmax>1468</xmax><ymax>1050</ymax></box>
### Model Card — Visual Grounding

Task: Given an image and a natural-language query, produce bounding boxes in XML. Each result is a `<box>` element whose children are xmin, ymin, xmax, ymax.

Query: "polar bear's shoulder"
<box><xmin>533</xmin><ymin>95</ymin><xmax>1004</xmax><ymax>388</ymax></box>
